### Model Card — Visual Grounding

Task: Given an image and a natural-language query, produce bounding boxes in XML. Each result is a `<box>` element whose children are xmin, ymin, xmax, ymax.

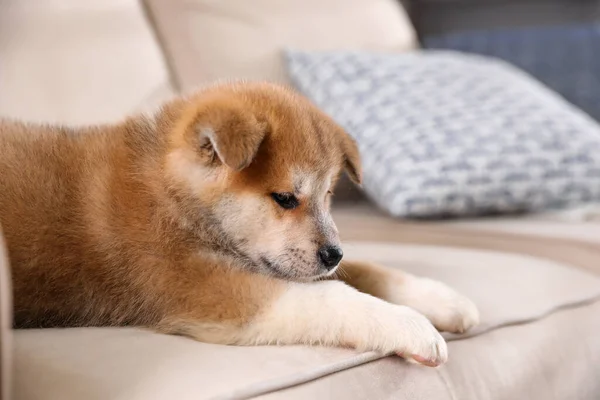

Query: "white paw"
<box><xmin>352</xmin><ymin>303</ymin><xmax>448</xmax><ymax>367</ymax></box>
<box><xmin>245</xmin><ymin>281</ymin><xmax>450</xmax><ymax>367</ymax></box>
<box><xmin>396</xmin><ymin>277</ymin><xmax>480</xmax><ymax>334</ymax></box>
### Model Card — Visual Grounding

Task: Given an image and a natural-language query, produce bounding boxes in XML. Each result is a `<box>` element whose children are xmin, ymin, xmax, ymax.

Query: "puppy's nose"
<box><xmin>318</xmin><ymin>245</ymin><xmax>343</xmax><ymax>270</ymax></box>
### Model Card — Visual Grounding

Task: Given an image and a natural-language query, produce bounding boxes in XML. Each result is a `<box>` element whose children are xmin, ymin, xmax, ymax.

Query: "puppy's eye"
<box><xmin>271</xmin><ymin>192</ymin><xmax>299</xmax><ymax>210</ymax></box>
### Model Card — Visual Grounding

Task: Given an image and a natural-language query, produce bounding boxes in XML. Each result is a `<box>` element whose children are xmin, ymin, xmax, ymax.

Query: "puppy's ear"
<box><xmin>340</xmin><ymin>133</ymin><xmax>362</xmax><ymax>185</ymax></box>
<box><xmin>177</xmin><ymin>96</ymin><xmax>268</xmax><ymax>170</ymax></box>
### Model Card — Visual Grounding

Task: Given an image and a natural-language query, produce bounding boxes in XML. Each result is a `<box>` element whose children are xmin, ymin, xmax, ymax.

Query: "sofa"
<box><xmin>2</xmin><ymin>1</ymin><xmax>600</xmax><ymax>399</ymax></box>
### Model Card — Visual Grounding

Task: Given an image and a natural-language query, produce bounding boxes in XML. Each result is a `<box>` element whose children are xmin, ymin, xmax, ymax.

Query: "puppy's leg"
<box><xmin>156</xmin><ymin>271</ymin><xmax>448</xmax><ymax>367</ymax></box>
<box><xmin>338</xmin><ymin>260</ymin><xmax>479</xmax><ymax>334</ymax></box>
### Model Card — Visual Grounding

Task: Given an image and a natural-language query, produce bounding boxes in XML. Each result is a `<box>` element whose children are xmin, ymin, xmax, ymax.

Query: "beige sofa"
<box><xmin>2</xmin><ymin>1</ymin><xmax>600</xmax><ymax>399</ymax></box>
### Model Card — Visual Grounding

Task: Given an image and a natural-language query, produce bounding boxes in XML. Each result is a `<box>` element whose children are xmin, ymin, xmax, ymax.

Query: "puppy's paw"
<box><xmin>398</xmin><ymin>277</ymin><xmax>480</xmax><ymax>334</ymax></box>
<box><xmin>355</xmin><ymin>304</ymin><xmax>448</xmax><ymax>367</ymax></box>
<box><xmin>230</xmin><ymin>281</ymin><xmax>449</xmax><ymax>367</ymax></box>
<box><xmin>392</xmin><ymin>306</ymin><xmax>449</xmax><ymax>366</ymax></box>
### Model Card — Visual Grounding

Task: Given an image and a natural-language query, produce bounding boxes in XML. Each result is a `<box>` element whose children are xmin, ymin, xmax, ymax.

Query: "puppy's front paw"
<box><xmin>399</xmin><ymin>277</ymin><xmax>480</xmax><ymax>334</ymax></box>
<box><xmin>391</xmin><ymin>306</ymin><xmax>449</xmax><ymax>366</ymax></box>
<box><xmin>354</xmin><ymin>304</ymin><xmax>448</xmax><ymax>367</ymax></box>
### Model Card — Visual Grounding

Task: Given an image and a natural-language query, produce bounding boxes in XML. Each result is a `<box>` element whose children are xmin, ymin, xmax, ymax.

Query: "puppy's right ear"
<box><xmin>340</xmin><ymin>133</ymin><xmax>362</xmax><ymax>185</ymax></box>
<box><xmin>175</xmin><ymin>95</ymin><xmax>268</xmax><ymax>171</ymax></box>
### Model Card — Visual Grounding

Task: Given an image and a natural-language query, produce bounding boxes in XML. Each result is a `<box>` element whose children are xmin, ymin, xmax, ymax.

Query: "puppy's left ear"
<box><xmin>340</xmin><ymin>133</ymin><xmax>362</xmax><ymax>185</ymax></box>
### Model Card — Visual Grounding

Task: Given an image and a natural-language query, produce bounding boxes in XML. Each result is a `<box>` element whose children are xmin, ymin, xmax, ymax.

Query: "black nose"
<box><xmin>318</xmin><ymin>245</ymin><xmax>343</xmax><ymax>270</ymax></box>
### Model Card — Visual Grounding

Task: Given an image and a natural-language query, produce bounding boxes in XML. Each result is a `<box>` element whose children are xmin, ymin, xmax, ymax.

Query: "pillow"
<box><xmin>286</xmin><ymin>50</ymin><xmax>600</xmax><ymax>218</ymax></box>
<box><xmin>424</xmin><ymin>24</ymin><xmax>600</xmax><ymax>122</ymax></box>
<box><xmin>143</xmin><ymin>0</ymin><xmax>417</xmax><ymax>91</ymax></box>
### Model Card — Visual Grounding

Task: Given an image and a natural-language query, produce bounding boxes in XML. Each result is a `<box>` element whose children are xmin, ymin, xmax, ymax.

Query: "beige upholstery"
<box><xmin>144</xmin><ymin>0</ymin><xmax>418</xmax><ymax>91</ymax></box>
<box><xmin>0</xmin><ymin>228</ymin><xmax>11</xmax><ymax>400</ymax></box>
<box><xmin>0</xmin><ymin>0</ymin><xmax>175</xmax><ymax>125</ymax></box>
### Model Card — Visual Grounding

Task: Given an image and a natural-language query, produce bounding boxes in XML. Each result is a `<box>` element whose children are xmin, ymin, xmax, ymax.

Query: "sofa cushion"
<box><xmin>286</xmin><ymin>50</ymin><xmax>600</xmax><ymax>218</ymax></box>
<box><xmin>263</xmin><ymin>300</ymin><xmax>600</xmax><ymax>400</ymax></box>
<box><xmin>143</xmin><ymin>0</ymin><xmax>417</xmax><ymax>91</ymax></box>
<box><xmin>0</xmin><ymin>0</ymin><xmax>174</xmax><ymax>125</ymax></box>
<box><xmin>12</xmin><ymin>230</ymin><xmax>600</xmax><ymax>400</ymax></box>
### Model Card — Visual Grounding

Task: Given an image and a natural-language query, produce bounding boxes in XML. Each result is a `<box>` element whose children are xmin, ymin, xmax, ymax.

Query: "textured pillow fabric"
<box><xmin>424</xmin><ymin>24</ymin><xmax>600</xmax><ymax>122</ymax></box>
<box><xmin>143</xmin><ymin>0</ymin><xmax>417</xmax><ymax>91</ymax></box>
<box><xmin>286</xmin><ymin>50</ymin><xmax>600</xmax><ymax>218</ymax></box>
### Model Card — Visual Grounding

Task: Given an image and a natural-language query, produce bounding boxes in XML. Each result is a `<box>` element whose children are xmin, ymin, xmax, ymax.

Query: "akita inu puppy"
<box><xmin>0</xmin><ymin>82</ymin><xmax>478</xmax><ymax>367</ymax></box>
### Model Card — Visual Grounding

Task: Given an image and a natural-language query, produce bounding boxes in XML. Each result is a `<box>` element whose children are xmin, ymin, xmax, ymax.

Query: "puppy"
<box><xmin>0</xmin><ymin>82</ymin><xmax>478</xmax><ymax>367</ymax></box>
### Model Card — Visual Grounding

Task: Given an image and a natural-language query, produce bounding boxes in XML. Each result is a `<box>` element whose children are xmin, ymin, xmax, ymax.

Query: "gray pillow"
<box><xmin>285</xmin><ymin>50</ymin><xmax>600</xmax><ymax>218</ymax></box>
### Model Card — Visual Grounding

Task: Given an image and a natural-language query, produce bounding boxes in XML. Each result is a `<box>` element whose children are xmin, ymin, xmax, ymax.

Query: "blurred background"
<box><xmin>1</xmin><ymin>0</ymin><xmax>598</xmax><ymax>125</ymax></box>
<box><xmin>1</xmin><ymin>1</ymin><xmax>600</xmax><ymax>400</ymax></box>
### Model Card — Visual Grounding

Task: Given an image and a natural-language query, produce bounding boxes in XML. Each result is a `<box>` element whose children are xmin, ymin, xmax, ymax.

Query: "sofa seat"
<box><xmin>10</xmin><ymin>203</ymin><xmax>600</xmax><ymax>400</ymax></box>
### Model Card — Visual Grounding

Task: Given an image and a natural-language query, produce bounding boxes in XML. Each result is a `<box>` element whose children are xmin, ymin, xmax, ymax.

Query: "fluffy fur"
<box><xmin>0</xmin><ymin>82</ymin><xmax>478</xmax><ymax>367</ymax></box>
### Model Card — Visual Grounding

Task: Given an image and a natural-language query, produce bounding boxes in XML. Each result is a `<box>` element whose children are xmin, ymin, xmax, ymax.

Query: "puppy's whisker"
<box><xmin>335</xmin><ymin>266</ymin><xmax>350</xmax><ymax>280</ymax></box>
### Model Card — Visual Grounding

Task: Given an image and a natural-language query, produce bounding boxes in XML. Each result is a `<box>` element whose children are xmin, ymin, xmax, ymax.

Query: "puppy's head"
<box><xmin>164</xmin><ymin>82</ymin><xmax>361</xmax><ymax>280</ymax></box>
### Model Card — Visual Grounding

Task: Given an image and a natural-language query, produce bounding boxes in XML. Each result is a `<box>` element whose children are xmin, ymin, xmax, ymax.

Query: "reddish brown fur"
<box><xmin>0</xmin><ymin>82</ymin><xmax>362</xmax><ymax>332</ymax></box>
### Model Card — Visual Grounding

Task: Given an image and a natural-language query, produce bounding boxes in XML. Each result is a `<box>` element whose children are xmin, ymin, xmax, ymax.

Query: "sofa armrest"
<box><xmin>0</xmin><ymin>227</ymin><xmax>11</xmax><ymax>400</ymax></box>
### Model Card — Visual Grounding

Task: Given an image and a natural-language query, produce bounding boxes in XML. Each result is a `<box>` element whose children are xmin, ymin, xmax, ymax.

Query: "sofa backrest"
<box><xmin>0</xmin><ymin>0</ymin><xmax>175</xmax><ymax>125</ymax></box>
